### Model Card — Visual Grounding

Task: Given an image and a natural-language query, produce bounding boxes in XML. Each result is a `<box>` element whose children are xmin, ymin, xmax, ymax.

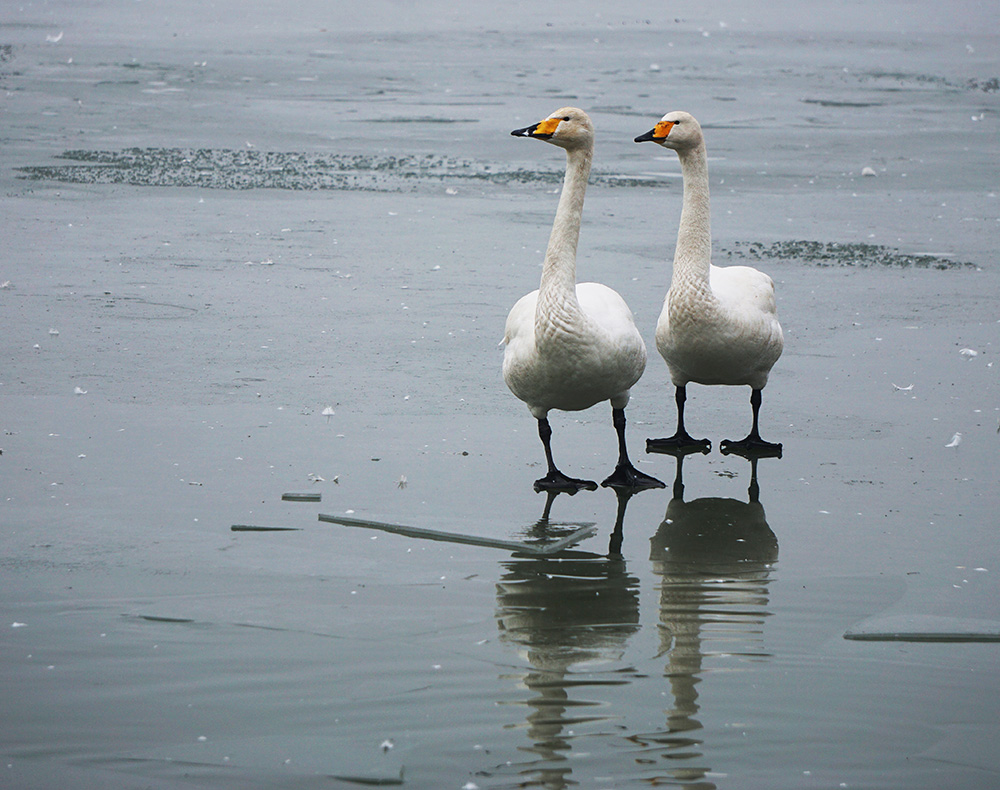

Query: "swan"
<box><xmin>635</xmin><ymin>111</ymin><xmax>783</xmax><ymax>457</ymax></box>
<box><xmin>503</xmin><ymin>107</ymin><xmax>664</xmax><ymax>493</ymax></box>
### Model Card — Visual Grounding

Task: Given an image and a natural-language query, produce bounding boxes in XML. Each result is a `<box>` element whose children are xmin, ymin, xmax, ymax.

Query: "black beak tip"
<box><xmin>634</xmin><ymin>130</ymin><xmax>656</xmax><ymax>143</ymax></box>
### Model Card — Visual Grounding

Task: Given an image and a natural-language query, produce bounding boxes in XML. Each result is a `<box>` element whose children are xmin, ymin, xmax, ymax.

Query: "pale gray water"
<box><xmin>2</xmin><ymin>1</ymin><xmax>1000</xmax><ymax>787</ymax></box>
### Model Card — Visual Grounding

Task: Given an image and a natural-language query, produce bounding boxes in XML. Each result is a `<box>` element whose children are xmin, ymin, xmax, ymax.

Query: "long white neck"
<box><xmin>672</xmin><ymin>142</ymin><xmax>712</xmax><ymax>291</ymax></box>
<box><xmin>536</xmin><ymin>145</ymin><xmax>592</xmax><ymax>334</ymax></box>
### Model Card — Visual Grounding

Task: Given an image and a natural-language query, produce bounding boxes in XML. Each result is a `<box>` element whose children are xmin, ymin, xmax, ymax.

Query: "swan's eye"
<box><xmin>562</xmin><ymin>116</ymin><xmax>570</xmax><ymax>121</ymax></box>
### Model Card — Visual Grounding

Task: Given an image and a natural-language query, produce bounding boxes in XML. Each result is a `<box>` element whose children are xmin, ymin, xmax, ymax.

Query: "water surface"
<box><xmin>2</xmin><ymin>1</ymin><xmax>999</xmax><ymax>787</ymax></box>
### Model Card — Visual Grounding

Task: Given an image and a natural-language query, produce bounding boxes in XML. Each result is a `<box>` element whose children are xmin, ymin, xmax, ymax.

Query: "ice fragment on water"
<box><xmin>380</xmin><ymin>739</ymin><xmax>394</xmax><ymax>752</ymax></box>
<box><xmin>46</xmin><ymin>31</ymin><xmax>63</xmax><ymax>43</ymax></box>
<box><xmin>49</xmin><ymin>328</ymin><xmax>59</xmax><ymax>335</ymax></box>
<box><xmin>892</xmin><ymin>383</ymin><xmax>913</xmax><ymax>391</ymax></box>
<box><xmin>959</xmin><ymin>348</ymin><xmax>978</xmax><ymax>357</ymax></box>
<box><xmin>861</xmin><ymin>166</ymin><xmax>877</xmax><ymax>177</ymax></box>
<box><xmin>74</xmin><ymin>386</ymin><xmax>87</xmax><ymax>394</ymax></box>
<box><xmin>11</xmin><ymin>622</ymin><xmax>26</xmax><ymax>628</ymax></box>
<box><xmin>397</xmin><ymin>475</ymin><xmax>407</xmax><ymax>489</ymax></box>
<box><xmin>945</xmin><ymin>432</ymin><xmax>962</xmax><ymax>448</ymax></box>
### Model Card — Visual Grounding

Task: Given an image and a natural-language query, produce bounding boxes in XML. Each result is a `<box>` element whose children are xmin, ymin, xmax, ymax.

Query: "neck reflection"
<box><xmin>637</xmin><ymin>455</ymin><xmax>778</xmax><ymax>784</ymax></box>
<box><xmin>495</xmin><ymin>490</ymin><xmax>639</xmax><ymax>788</ymax></box>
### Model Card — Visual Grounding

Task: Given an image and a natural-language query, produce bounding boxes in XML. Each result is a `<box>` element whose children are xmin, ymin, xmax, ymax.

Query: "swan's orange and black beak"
<box><xmin>634</xmin><ymin>120</ymin><xmax>675</xmax><ymax>143</ymax></box>
<box><xmin>511</xmin><ymin>117</ymin><xmax>562</xmax><ymax>140</ymax></box>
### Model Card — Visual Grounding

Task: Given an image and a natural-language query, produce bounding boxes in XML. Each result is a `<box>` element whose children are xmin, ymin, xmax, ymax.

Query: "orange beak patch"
<box><xmin>653</xmin><ymin>120</ymin><xmax>675</xmax><ymax>139</ymax></box>
<box><xmin>533</xmin><ymin>117</ymin><xmax>563</xmax><ymax>137</ymax></box>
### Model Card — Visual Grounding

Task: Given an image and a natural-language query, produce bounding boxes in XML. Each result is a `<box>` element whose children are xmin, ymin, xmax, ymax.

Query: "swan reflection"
<box><xmin>494</xmin><ymin>490</ymin><xmax>640</xmax><ymax>788</ymax></box>
<box><xmin>632</xmin><ymin>454</ymin><xmax>778</xmax><ymax>786</ymax></box>
<box><xmin>492</xmin><ymin>461</ymin><xmax>777</xmax><ymax>788</ymax></box>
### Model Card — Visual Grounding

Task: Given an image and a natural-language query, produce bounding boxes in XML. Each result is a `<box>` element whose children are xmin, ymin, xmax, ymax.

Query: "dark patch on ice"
<box><xmin>802</xmin><ymin>99</ymin><xmax>883</xmax><ymax>108</ymax></box>
<box><xmin>16</xmin><ymin>147</ymin><xmax>666</xmax><ymax>191</ymax></box>
<box><xmin>0</xmin><ymin>43</ymin><xmax>15</xmax><ymax>87</ymax></box>
<box><xmin>857</xmin><ymin>70</ymin><xmax>1000</xmax><ymax>93</ymax></box>
<box><xmin>356</xmin><ymin>116</ymin><xmax>477</xmax><ymax>124</ymax></box>
<box><xmin>968</xmin><ymin>77</ymin><xmax>1000</xmax><ymax>92</ymax></box>
<box><xmin>723</xmin><ymin>240</ymin><xmax>977</xmax><ymax>270</ymax></box>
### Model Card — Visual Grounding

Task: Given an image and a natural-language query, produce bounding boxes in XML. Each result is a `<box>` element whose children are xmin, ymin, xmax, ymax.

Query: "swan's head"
<box><xmin>511</xmin><ymin>107</ymin><xmax>594</xmax><ymax>151</ymax></box>
<box><xmin>634</xmin><ymin>111</ymin><xmax>703</xmax><ymax>151</ymax></box>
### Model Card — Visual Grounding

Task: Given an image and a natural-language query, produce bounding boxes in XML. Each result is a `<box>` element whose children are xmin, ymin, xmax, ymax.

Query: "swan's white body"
<box><xmin>503</xmin><ymin>282</ymin><xmax>645</xmax><ymax>419</ymax></box>
<box><xmin>658</xmin><ymin>262</ymin><xmax>782</xmax><ymax>392</ymax></box>
<box><xmin>503</xmin><ymin>107</ymin><xmax>661</xmax><ymax>490</ymax></box>
<box><xmin>636</xmin><ymin>111</ymin><xmax>782</xmax><ymax>453</ymax></box>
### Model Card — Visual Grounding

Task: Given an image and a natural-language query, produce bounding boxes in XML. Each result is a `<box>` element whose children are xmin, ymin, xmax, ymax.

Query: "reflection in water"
<box><xmin>492</xmin><ymin>460</ymin><xmax>779</xmax><ymax>788</ymax></box>
<box><xmin>495</xmin><ymin>490</ymin><xmax>640</xmax><ymax>789</ymax></box>
<box><xmin>635</xmin><ymin>455</ymin><xmax>778</xmax><ymax>787</ymax></box>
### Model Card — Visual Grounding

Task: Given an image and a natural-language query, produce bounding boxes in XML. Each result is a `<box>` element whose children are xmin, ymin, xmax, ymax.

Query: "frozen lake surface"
<box><xmin>2</xmin><ymin>1</ymin><xmax>999</xmax><ymax>787</ymax></box>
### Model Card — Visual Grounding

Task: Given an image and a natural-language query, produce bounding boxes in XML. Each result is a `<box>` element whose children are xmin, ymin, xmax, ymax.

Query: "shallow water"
<box><xmin>2</xmin><ymin>1</ymin><xmax>1000</xmax><ymax>787</ymax></box>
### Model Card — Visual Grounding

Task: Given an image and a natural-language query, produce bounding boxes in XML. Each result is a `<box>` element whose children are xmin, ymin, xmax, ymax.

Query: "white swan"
<box><xmin>635</xmin><ymin>111</ymin><xmax>783</xmax><ymax>456</ymax></box>
<box><xmin>503</xmin><ymin>107</ymin><xmax>664</xmax><ymax>492</ymax></box>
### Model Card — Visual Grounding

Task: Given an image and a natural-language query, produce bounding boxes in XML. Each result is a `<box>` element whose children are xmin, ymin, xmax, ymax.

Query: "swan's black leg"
<box><xmin>747</xmin><ymin>456</ymin><xmax>760</xmax><ymax>503</ymax></box>
<box><xmin>720</xmin><ymin>388</ymin><xmax>782</xmax><ymax>458</ymax></box>
<box><xmin>607</xmin><ymin>488</ymin><xmax>635</xmax><ymax>556</ymax></box>
<box><xmin>602</xmin><ymin>408</ymin><xmax>665</xmax><ymax>490</ymax></box>
<box><xmin>671</xmin><ymin>453</ymin><xmax>686</xmax><ymax>502</ymax></box>
<box><xmin>533</xmin><ymin>417</ymin><xmax>598</xmax><ymax>493</ymax></box>
<box><xmin>646</xmin><ymin>386</ymin><xmax>712</xmax><ymax>456</ymax></box>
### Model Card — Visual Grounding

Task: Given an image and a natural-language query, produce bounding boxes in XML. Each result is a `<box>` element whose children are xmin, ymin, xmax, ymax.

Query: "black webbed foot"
<box><xmin>646</xmin><ymin>433</ymin><xmax>712</xmax><ymax>457</ymax></box>
<box><xmin>720</xmin><ymin>436</ymin><xmax>782</xmax><ymax>459</ymax></box>
<box><xmin>533</xmin><ymin>470</ymin><xmax>599</xmax><ymax>494</ymax></box>
<box><xmin>601</xmin><ymin>462</ymin><xmax>666</xmax><ymax>491</ymax></box>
